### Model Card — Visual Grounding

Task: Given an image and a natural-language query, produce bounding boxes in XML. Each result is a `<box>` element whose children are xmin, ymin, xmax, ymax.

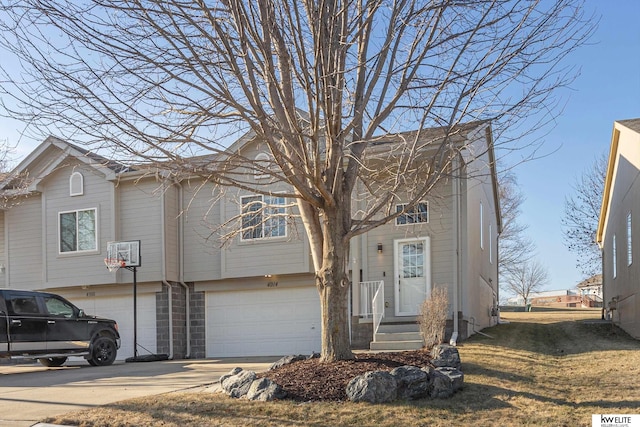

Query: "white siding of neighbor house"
<box><xmin>601</xmin><ymin>121</ymin><xmax>640</xmax><ymax>339</ymax></box>
<box><xmin>43</xmin><ymin>160</ymin><xmax>115</xmax><ymax>287</ymax></box>
<box><xmin>6</xmin><ymin>195</ymin><xmax>43</xmax><ymax>289</ymax></box>
<box><xmin>118</xmin><ymin>179</ymin><xmax>164</xmax><ymax>283</ymax></box>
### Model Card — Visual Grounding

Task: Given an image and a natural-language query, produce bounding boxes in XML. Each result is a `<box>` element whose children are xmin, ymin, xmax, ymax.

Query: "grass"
<box><xmin>44</xmin><ymin>309</ymin><xmax>640</xmax><ymax>427</ymax></box>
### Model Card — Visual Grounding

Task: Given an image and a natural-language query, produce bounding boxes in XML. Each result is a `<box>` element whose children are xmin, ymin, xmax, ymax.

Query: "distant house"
<box><xmin>576</xmin><ymin>274</ymin><xmax>603</xmax><ymax>308</ymax></box>
<box><xmin>597</xmin><ymin>118</ymin><xmax>640</xmax><ymax>339</ymax></box>
<box><xmin>506</xmin><ymin>289</ymin><xmax>582</xmax><ymax>308</ymax></box>
<box><xmin>0</xmin><ymin>122</ymin><xmax>501</xmax><ymax>359</ymax></box>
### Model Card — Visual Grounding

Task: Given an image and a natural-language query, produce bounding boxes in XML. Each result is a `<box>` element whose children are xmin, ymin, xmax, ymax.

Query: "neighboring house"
<box><xmin>576</xmin><ymin>274</ymin><xmax>603</xmax><ymax>308</ymax></box>
<box><xmin>0</xmin><ymin>122</ymin><xmax>500</xmax><ymax>360</ymax></box>
<box><xmin>505</xmin><ymin>289</ymin><xmax>582</xmax><ymax>308</ymax></box>
<box><xmin>597</xmin><ymin>118</ymin><xmax>640</xmax><ymax>339</ymax></box>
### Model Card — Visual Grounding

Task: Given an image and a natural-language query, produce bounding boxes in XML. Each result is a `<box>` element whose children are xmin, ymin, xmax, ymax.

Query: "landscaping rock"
<box><xmin>345</xmin><ymin>371</ymin><xmax>398</xmax><ymax>403</ymax></box>
<box><xmin>269</xmin><ymin>355</ymin><xmax>308</xmax><ymax>370</ymax></box>
<box><xmin>427</xmin><ymin>367</ymin><xmax>455</xmax><ymax>398</ymax></box>
<box><xmin>390</xmin><ymin>365</ymin><xmax>430</xmax><ymax>400</ymax></box>
<box><xmin>246</xmin><ymin>378</ymin><xmax>287</xmax><ymax>401</ymax></box>
<box><xmin>220</xmin><ymin>368</ymin><xmax>257</xmax><ymax>398</ymax></box>
<box><xmin>436</xmin><ymin>366</ymin><xmax>464</xmax><ymax>392</ymax></box>
<box><xmin>430</xmin><ymin>344</ymin><xmax>462</xmax><ymax>369</ymax></box>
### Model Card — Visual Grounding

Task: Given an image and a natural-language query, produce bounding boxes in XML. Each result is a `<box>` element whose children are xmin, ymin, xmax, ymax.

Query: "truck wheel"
<box><xmin>39</xmin><ymin>357</ymin><xmax>67</xmax><ymax>367</ymax></box>
<box><xmin>90</xmin><ymin>336</ymin><xmax>117</xmax><ymax>366</ymax></box>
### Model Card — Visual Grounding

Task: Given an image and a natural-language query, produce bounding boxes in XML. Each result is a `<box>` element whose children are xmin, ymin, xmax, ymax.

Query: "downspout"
<box><xmin>450</xmin><ymin>157</ymin><xmax>460</xmax><ymax>345</ymax></box>
<box><xmin>175</xmin><ymin>180</ymin><xmax>191</xmax><ymax>358</ymax></box>
<box><xmin>160</xmin><ymin>184</ymin><xmax>174</xmax><ymax>360</ymax></box>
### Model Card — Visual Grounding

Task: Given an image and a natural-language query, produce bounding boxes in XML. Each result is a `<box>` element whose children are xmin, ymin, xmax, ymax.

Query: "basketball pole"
<box><xmin>133</xmin><ymin>266</ymin><xmax>138</xmax><ymax>359</ymax></box>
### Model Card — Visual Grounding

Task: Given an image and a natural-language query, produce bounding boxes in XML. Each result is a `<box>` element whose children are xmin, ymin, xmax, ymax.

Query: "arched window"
<box><xmin>69</xmin><ymin>171</ymin><xmax>84</xmax><ymax>196</ymax></box>
<box><xmin>254</xmin><ymin>152</ymin><xmax>273</xmax><ymax>180</ymax></box>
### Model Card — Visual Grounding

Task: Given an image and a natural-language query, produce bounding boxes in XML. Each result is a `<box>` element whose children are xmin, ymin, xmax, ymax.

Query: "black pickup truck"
<box><xmin>0</xmin><ymin>289</ymin><xmax>120</xmax><ymax>367</ymax></box>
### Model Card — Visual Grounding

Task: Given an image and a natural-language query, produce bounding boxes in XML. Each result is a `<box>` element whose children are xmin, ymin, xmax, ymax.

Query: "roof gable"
<box><xmin>1</xmin><ymin>136</ymin><xmax>130</xmax><ymax>194</ymax></box>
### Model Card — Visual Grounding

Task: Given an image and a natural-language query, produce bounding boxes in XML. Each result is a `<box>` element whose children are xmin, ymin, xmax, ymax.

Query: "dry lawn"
<box><xmin>45</xmin><ymin>308</ymin><xmax>640</xmax><ymax>427</ymax></box>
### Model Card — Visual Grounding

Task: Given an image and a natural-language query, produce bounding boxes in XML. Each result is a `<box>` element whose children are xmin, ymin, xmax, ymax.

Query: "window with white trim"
<box><xmin>612</xmin><ymin>234</ymin><xmax>617</xmax><ymax>278</ymax></box>
<box><xmin>627</xmin><ymin>211</ymin><xmax>633</xmax><ymax>266</ymax></box>
<box><xmin>395</xmin><ymin>202</ymin><xmax>429</xmax><ymax>225</ymax></box>
<box><xmin>241</xmin><ymin>195</ymin><xmax>286</xmax><ymax>240</ymax></box>
<box><xmin>59</xmin><ymin>208</ymin><xmax>97</xmax><ymax>253</ymax></box>
<box><xmin>254</xmin><ymin>152</ymin><xmax>273</xmax><ymax>180</ymax></box>
<box><xmin>69</xmin><ymin>171</ymin><xmax>84</xmax><ymax>196</ymax></box>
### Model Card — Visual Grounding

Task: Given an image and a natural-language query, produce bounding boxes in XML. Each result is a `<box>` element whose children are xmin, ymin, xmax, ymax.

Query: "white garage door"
<box><xmin>72</xmin><ymin>293</ymin><xmax>157</xmax><ymax>360</ymax></box>
<box><xmin>206</xmin><ymin>286</ymin><xmax>321</xmax><ymax>357</ymax></box>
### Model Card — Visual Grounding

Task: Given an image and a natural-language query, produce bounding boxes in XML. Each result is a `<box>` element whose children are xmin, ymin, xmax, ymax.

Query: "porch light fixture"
<box><xmin>377</xmin><ymin>243</ymin><xmax>383</xmax><ymax>253</ymax></box>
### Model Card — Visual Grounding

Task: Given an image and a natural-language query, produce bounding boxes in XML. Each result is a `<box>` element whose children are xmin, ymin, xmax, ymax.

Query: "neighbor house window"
<box><xmin>395</xmin><ymin>202</ymin><xmax>429</xmax><ymax>225</ymax></box>
<box><xmin>612</xmin><ymin>234</ymin><xmax>617</xmax><ymax>279</ymax></box>
<box><xmin>69</xmin><ymin>171</ymin><xmax>84</xmax><ymax>196</ymax></box>
<box><xmin>241</xmin><ymin>195</ymin><xmax>286</xmax><ymax>240</ymax></box>
<box><xmin>59</xmin><ymin>208</ymin><xmax>97</xmax><ymax>253</ymax></box>
<box><xmin>627</xmin><ymin>211</ymin><xmax>633</xmax><ymax>266</ymax></box>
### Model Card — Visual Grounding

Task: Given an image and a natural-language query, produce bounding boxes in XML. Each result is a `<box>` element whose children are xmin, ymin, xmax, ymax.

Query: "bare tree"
<box><xmin>562</xmin><ymin>154</ymin><xmax>607</xmax><ymax>278</ymax></box>
<box><xmin>0</xmin><ymin>1</ymin><xmax>594</xmax><ymax>361</ymax></box>
<box><xmin>498</xmin><ymin>169</ymin><xmax>536</xmax><ymax>281</ymax></box>
<box><xmin>503</xmin><ymin>259</ymin><xmax>549</xmax><ymax>305</ymax></box>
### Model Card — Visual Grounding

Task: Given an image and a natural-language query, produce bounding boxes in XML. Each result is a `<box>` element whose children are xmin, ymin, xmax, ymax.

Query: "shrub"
<box><xmin>418</xmin><ymin>286</ymin><xmax>449</xmax><ymax>350</ymax></box>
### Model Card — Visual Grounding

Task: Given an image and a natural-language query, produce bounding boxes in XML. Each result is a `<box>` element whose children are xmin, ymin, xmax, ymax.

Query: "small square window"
<box><xmin>395</xmin><ymin>202</ymin><xmax>429</xmax><ymax>226</ymax></box>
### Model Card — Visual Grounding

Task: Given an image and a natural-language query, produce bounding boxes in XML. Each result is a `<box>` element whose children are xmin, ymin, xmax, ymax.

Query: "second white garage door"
<box><xmin>206</xmin><ymin>286</ymin><xmax>321</xmax><ymax>357</ymax></box>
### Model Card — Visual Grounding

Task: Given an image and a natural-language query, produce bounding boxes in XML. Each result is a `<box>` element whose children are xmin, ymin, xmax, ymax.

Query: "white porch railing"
<box><xmin>359</xmin><ymin>281</ymin><xmax>382</xmax><ymax>318</ymax></box>
<box><xmin>358</xmin><ymin>280</ymin><xmax>385</xmax><ymax>340</ymax></box>
<box><xmin>372</xmin><ymin>281</ymin><xmax>384</xmax><ymax>341</ymax></box>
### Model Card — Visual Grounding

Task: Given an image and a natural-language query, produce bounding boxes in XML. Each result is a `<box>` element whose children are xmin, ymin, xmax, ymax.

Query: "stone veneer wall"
<box><xmin>188</xmin><ymin>284</ymin><xmax>206</xmax><ymax>359</ymax></box>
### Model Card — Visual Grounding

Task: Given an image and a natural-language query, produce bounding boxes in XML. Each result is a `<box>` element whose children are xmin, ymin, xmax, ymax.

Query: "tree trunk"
<box><xmin>316</xmin><ymin>207</ymin><xmax>354</xmax><ymax>362</ymax></box>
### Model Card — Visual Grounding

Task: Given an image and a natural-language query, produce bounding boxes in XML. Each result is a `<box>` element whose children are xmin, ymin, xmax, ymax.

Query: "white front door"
<box><xmin>394</xmin><ymin>237</ymin><xmax>431</xmax><ymax>316</ymax></box>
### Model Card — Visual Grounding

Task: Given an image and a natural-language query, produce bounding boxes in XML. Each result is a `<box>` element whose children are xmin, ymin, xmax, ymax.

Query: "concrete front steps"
<box><xmin>370</xmin><ymin>322</ymin><xmax>424</xmax><ymax>351</ymax></box>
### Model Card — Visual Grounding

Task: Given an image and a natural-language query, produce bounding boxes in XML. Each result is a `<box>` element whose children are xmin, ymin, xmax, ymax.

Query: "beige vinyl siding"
<box><xmin>41</xmin><ymin>161</ymin><xmax>114</xmax><ymax>287</ymax></box>
<box><xmin>163</xmin><ymin>184</ymin><xmax>180</xmax><ymax>281</ymax></box>
<box><xmin>119</xmin><ymin>179</ymin><xmax>163</xmax><ymax>283</ymax></box>
<box><xmin>220</xmin><ymin>192</ymin><xmax>311</xmax><ymax>279</ymax></box>
<box><xmin>181</xmin><ymin>180</ymin><xmax>222</xmax><ymax>282</ymax></box>
<box><xmin>363</xmin><ymin>183</ymin><xmax>454</xmax><ymax>318</ymax></box>
<box><xmin>6</xmin><ymin>195</ymin><xmax>43</xmax><ymax>288</ymax></box>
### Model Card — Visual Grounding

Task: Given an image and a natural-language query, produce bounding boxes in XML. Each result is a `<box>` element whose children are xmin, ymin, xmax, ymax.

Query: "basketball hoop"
<box><xmin>104</xmin><ymin>258</ymin><xmax>126</xmax><ymax>273</ymax></box>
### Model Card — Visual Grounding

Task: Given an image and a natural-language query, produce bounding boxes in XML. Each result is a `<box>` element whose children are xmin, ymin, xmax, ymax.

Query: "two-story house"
<box><xmin>597</xmin><ymin>118</ymin><xmax>640</xmax><ymax>338</ymax></box>
<box><xmin>0</xmin><ymin>122</ymin><xmax>500</xmax><ymax>360</ymax></box>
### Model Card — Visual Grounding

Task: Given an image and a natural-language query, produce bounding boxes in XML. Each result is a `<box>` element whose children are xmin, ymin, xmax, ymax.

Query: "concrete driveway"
<box><xmin>0</xmin><ymin>356</ymin><xmax>278</xmax><ymax>427</ymax></box>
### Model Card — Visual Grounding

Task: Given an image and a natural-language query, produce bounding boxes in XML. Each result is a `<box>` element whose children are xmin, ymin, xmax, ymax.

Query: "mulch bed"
<box><xmin>257</xmin><ymin>350</ymin><xmax>433</xmax><ymax>401</ymax></box>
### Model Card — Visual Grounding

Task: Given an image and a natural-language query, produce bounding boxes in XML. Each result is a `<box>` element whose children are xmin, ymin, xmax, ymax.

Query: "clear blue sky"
<box><xmin>1</xmin><ymin>2</ymin><xmax>638</xmax><ymax>292</ymax></box>
<box><xmin>514</xmin><ymin>1</ymin><xmax>640</xmax><ymax>291</ymax></box>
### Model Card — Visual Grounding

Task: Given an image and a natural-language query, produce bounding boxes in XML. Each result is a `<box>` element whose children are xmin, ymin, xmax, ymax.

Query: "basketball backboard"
<box><xmin>105</xmin><ymin>240</ymin><xmax>141</xmax><ymax>268</ymax></box>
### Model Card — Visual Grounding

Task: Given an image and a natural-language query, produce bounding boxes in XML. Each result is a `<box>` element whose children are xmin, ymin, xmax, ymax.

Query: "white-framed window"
<box><xmin>254</xmin><ymin>152</ymin><xmax>273</xmax><ymax>180</ymax></box>
<box><xmin>480</xmin><ymin>201</ymin><xmax>484</xmax><ymax>250</ymax></box>
<box><xmin>59</xmin><ymin>208</ymin><xmax>97</xmax><ymax>253</ymax></box>
<box><xmin>395</xmin><ymin>202</ymin><xmax>429</xmax><ymax>225</ymax></box>
<box><xmin>69</xmin><ymin>171</ymin><xmax>84</xmax><ymax>196</ymax></box>
<box><xmin>241</xmin><ymin>195</ymin><xmax>286</xmax><ymax>240</ymax></box>
<box><xmin>627</xmin><ymin>211</ymin><xmax>633</xmax><ymax>266</ymax></box>
<box><xmin>613</xmin><ymin>234</ymin><xmax>617</xmax><ymax>279</ymax></box>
